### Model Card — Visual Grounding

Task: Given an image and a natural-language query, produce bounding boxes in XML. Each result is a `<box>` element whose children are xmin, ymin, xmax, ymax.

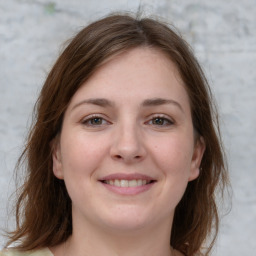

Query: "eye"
<box><xmin>147</xmin><ymin>116</ymin><xmax>174</xmax><ymax>126</ymax></box>
<box><xmin>81</xmin><ymin>115</ymin><xmax>109</xmax><ymax>127</ymax></box>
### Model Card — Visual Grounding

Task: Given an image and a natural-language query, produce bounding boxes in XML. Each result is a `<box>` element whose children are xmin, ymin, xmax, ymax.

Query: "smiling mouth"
<box><xmin>101</xmin><ymin>179</ymin><xmax>155</xmax><ymax>188</ymax></box>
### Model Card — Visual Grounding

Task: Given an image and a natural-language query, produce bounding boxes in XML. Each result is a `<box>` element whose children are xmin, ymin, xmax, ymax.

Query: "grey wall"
<box><xmin>1</xmin><ymin>0</ymin><xmax>255</xmax><ymax>255</ymax></box>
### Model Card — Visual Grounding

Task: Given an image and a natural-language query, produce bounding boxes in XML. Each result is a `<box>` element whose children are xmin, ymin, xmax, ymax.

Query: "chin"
<box><xmin>98</xmin><ymin>207</ymin><xmax>157</xmax><ymax>232</ymax></box>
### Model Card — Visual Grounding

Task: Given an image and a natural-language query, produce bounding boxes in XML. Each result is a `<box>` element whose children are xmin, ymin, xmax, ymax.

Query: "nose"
<box><xmin>110</xmin><ymin>123</ymin><xmax>146</xmax><ymax>164</ymax></box>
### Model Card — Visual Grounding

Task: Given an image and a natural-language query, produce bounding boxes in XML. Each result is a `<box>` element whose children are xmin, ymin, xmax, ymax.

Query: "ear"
<box><xmin>188</xmin><ymin>136</ymin><xmax>206</xmax><ymax>181</ymax></box>
<box><xmin>51</xmin><ymin>136</ymin><xmax>64</xmax><ymax>180</ymax></box>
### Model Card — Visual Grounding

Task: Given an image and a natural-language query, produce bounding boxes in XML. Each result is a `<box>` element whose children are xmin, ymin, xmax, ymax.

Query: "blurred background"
<box><xmin>0</xmin><ymin>0</ymin><xmax>255</xmax><ymax>255</ymax></box>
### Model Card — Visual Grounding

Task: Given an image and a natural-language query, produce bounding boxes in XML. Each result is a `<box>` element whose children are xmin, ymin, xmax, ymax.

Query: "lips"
<box><xmin>99</xmin><ymin>173</ymin><xmax>156</xmax><ymax>195</ymax></box>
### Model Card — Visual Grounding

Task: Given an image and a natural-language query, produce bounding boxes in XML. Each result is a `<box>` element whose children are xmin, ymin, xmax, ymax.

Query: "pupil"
<box><xmin>154</xmin><ymin>118</ymin><xmax>163</xmax><ymax>125</ymax></box>
<box><xmin>92</xmin><ymin>118</ymin><xmax>102</xmax><ymax>124</ymax></box>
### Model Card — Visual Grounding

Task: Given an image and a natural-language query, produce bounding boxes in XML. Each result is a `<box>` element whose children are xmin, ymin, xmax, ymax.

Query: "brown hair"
<box><xmin>6</xmin><ymin>13</ymin><xmax>229</xmax><ymax>255</ymax></box>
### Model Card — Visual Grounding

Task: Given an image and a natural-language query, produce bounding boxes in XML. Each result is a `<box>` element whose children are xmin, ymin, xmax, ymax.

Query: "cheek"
<box><xmin>149</xmin><ymin>137</ymin><xmax>194</xmax><ymax>217</ymax></box>
<box><xmin>59</xmin><ymin>132</ymin><xmax>108</xmax><ymax>202</ymax></box>
<box><xmin>60</xmin><ymin>131</ymin><xmax>109</xmax><ymax>179</ymax></box>
<box><xmin>152</xmin><ymin>135</ymin><xmax>194</xmax><ymax>176</ymax></box>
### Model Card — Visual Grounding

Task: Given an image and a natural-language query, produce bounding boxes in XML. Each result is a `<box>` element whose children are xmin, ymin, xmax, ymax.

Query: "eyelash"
<box><xmin>81</xmin><ymin>114</ymin><xmax>174</xmax><ymax>128</ymax></box>
<box><xmin>146</xmin><ymin>115</ymin><xmax>174</xmax><ymax>127</ymax></box>
<box><xmin>81</xmin><ymin>115</ymin><xmax>110</xmax><ymax>127</ymax></box>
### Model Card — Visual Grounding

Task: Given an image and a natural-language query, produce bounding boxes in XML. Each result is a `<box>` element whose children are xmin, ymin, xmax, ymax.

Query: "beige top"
<box><xmin>0</xmin><ymin>248</ymin><xmax>53</xmax><ymax>256</ymax></box>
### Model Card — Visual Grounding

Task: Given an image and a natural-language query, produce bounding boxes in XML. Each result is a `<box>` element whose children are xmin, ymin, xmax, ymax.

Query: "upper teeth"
<box><xmin>105</xmin><ymin>179</ymin><xmax>148</xmax><ymax>187</ymax></box>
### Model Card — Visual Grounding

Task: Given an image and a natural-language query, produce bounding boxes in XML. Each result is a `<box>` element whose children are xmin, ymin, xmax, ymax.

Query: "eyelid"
<box><xmin>145</xmin><ymin>114</ymin><xmax>175</xmax><ymax>126</ymax></box>
<box><xmin>81</xmin><ymin>114</ymin><xmax>111</xmax><ymax>126</ymax></box>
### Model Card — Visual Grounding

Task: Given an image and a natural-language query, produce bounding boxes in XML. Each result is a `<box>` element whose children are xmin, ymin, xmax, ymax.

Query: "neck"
<box><xmin>54</xmin><ymin>215</ymin><xmax>175</xmax><ymax>256</ymax></box>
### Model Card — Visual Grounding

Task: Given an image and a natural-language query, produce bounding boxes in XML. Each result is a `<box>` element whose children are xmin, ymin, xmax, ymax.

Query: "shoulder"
<box><xmin>0</xmin><ymin>248</ymin><xmax>53</xmax><ymax>256</ymax></box>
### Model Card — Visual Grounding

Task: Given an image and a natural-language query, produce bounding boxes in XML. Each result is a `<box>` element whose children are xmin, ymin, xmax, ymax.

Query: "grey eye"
<box><xmin>82</xmin><ymin>116</ymin><xmax>108</xmax><ymax>126</ymax></box>
<box><xmin>89</xmin><ymin>118</ymin><xmax>103</xmax><ymax>125</ymax></box>
<box><xmin>151</xmin><ymin>117</ymin><xmax>173</xmax><ymax>126</ymax></box>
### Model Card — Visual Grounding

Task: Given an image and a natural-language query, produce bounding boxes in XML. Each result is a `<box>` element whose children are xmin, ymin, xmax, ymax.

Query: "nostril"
<box><xmin>113</xmin><ymin>154</ymin><xmax>141</xmax><ymax>160</ymax></box>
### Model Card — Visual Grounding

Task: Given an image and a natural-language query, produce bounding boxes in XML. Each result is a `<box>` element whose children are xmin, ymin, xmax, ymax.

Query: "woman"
<box><xmin>1</xmin><ymin>13</ymin><xmax>229</xmax><ymax>256</ymax></box>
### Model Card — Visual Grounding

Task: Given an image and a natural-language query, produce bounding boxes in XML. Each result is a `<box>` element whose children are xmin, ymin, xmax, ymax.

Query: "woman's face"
<box><xmin>52</xmin><ymin>47</ymin><xmax>205</xmax><ymax>233</ymax></box>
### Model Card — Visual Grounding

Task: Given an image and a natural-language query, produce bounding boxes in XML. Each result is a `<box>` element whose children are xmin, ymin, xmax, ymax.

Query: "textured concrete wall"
<box><xmin>0</xmin><ymin>0</ymin><xmax>255</xmax><ymax>255</ymax></box>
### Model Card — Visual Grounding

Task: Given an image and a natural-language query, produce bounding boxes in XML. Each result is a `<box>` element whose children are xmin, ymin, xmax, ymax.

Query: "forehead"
<box><xmin>68</xmin><ymin>47</ymin><xmax>190</xmax><ymax>111</ymax></box>
<box><xmin>94</xmin><ymin>47</ymin><xmax>183</xmax><ymax>84</ymax></box>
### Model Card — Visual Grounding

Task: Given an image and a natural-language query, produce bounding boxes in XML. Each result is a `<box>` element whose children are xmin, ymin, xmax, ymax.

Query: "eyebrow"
<box><xmin>142</xmin><ymin>98</ymin><xmax>184</xmax><ymax>112</ymax></box>
<box><xmin>71</xmin><ymin>98</ymin><xmax>114</xmax><ymax>110</ymax></box>
<box><xmin>71</xmin><ymin>97</ymin><xmax>184</xmax><ymax>112</ymax></box>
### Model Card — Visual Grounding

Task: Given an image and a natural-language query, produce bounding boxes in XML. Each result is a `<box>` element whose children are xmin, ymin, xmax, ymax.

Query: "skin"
<box><xmin>51</xmin><ymin>47</ymin><xmax>205</xmax><ymax>256</ymax></box>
